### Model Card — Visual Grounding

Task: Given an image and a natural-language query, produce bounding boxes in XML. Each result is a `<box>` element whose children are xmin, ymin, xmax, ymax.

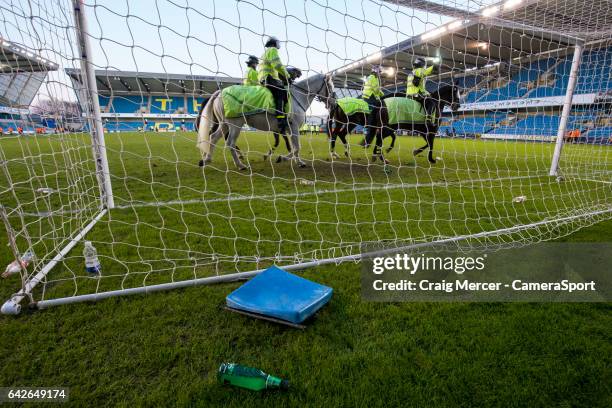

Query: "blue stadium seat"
<box><xmin>585</xmin><ymin>127</ymin><xmax>612</xmax><ymax>140</ymax></box>
<box><xmin>490</xmin><ymin>115</ymin><xmax>560</xmax><ymax>136</ymax></box>
<box><xmin>99</xmin><ymin>95</ymin><xmax>111</xmax><ymax>109</ymax></box>
<box><xmin>110</xmin><ymin>95</ymin><xmax>147</xmax><ymax>113</ymax></box>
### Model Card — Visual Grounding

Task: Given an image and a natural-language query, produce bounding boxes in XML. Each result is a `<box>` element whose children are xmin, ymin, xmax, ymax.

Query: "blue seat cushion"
<box><xmin>226</xmin><ymin>266</ymin><xmax>333</xmax><ymax>324</ymax></box>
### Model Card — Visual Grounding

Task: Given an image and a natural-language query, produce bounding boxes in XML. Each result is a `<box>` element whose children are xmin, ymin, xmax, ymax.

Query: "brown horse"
<box><xmin>327</xmin><ymin>83</ymin><xmax>461</xmax><ymax>164</ymax></box>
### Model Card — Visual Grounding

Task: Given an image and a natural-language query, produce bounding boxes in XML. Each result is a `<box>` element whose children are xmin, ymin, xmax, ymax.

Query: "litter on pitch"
<box><xmin>225</xmin><ymin>265</ymin><xmax>333</xmax><ymax>328</ymax></box>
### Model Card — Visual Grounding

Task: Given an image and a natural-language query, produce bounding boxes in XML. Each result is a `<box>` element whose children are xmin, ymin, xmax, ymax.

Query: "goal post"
<box><xmin>549</xmin><ymin>44</ymin><xmax>584</xmax><ymax>176</ymax></box>
<box><xmin>72</xmin><ymin>0</ymin><xmax>114</xmax><ymax>209</ymax></box>
<box><xmin>0</xmin><ymin>0</ymin><xmax>610</xmax><ymax>315</ymax></box>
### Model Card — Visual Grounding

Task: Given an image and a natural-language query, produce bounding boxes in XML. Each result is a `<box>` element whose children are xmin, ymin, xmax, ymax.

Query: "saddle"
<box><xmin>336</xmin><ymin>96</ymin><xmax>429</xmax><ymax>124</ymax></box>
<box><xmin>222</xmin><ymin>85</ymin><xmax>292</xmax><ymax>119</ymax></box>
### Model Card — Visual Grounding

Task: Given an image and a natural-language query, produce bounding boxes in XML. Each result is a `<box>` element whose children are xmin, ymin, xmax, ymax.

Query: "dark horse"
<box><xmin>327</xmin><ymin>83</ymin><xmax>461</xmax><ymax>164</ymax></box>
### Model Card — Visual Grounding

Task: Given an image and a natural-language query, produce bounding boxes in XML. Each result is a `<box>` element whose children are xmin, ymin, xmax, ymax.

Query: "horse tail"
<box><xmin>196</xmin><ymin>90</ymin><xmax>221</xmax><ymax>158</ymax></box>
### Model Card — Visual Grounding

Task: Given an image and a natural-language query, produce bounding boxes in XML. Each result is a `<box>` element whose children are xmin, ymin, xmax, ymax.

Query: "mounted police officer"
<box><xmin>243</xmin><ymin>55</ymin><xmax>259</xmax><ymax>86</ymax></box>
<box><xmin>362</xmin><ymin>65</ymin><xmax>384</xmax><ymax>141</ymax></box>
<box><xmin>406</xmin><ymin>57</ymin><xmax>437</xmax><ymax>119</ymax></box>
<box><xmin>258</xmin><ymin>36</ymin><xmax>290</xmax><ymax>132</ymax></box>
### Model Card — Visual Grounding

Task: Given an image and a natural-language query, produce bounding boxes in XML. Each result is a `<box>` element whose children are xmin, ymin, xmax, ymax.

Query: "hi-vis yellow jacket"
<box><xmin>243</xmin><ymin>67</ymin><xmax>259</xmax><ymax>86</ymax></box>
<box><xmin>406</xmin><ymin>65</ymin><xmax>434</xmax><ymax>96</ymax></box>
<box><xmin>362</xmin><ymin>74</ymin><xmax>383</xmax><ymax>99</ymax></box>
<box><xmin>257</xmin><ymin>47</ymin><xmax>289</xmax><ymax>82</ymax></box>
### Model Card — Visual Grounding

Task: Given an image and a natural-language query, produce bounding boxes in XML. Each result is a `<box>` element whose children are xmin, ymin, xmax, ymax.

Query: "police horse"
<box><xmin>196</xmin><ymin>74</ymin><xmax>333</xmax><ymax>169</ymax></box>
<box><xmin>327</xmin><ymin>83</ymin><xmax>461</xmax><ymax>164</ymax></box>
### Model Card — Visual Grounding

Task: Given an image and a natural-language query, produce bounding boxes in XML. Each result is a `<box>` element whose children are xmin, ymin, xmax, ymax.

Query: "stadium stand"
<box><xmin>65</xmin><ymin>69</ymin><xmax>241</xmax><ymax>132</ymax></box>
<box><xmin>439</xmin><ymin>47</ymin><xmax>612</xmax><ymax>143</ymax></box>
<box><xmin>0</xmin><ymin>38</ymin><xmax>57</xmax><ymax>133</ymax></box>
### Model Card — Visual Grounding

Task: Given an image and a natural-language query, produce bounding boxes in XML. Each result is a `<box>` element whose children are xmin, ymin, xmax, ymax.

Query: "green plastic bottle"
<box><xmin>218</xmin><ymin>363</ymin><xmax>289</xmax><ymax>391</ymax></box>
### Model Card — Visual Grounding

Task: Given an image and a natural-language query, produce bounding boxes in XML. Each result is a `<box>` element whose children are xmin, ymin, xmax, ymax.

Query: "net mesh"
<box><xmin>0</xmin><ymin>0</ymin><xmax>610</xmax><ymax>307</ymax></box>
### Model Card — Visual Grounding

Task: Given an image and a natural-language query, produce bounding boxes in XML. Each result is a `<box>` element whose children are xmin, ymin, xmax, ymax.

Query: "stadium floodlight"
<box><xmin>503</xmin><ymin>0</ymin><xmax>524</xmax><ymax>10</ymax></box>
<box><xmin>482</xmin><ymin>6</ymin><xmax>500</xmax><ymax>16</ymax></box>
<box><xmin>447</xmin><ymin>20</ymin><xmax>463</xmax><ymax>30</ymax></box>
<box><xmin>0</xmin><ymin>0</ymin><xmax>610</xmax><ymax>314</ymax></box>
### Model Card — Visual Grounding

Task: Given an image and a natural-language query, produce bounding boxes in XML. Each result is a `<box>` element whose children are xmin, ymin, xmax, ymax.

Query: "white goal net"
<box><xmin>0</xmin><ymin>0</ymin><xmax>610</xmax><ymax>313</ymax></box>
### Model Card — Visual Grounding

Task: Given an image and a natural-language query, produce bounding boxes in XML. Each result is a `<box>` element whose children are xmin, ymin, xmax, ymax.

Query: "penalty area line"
<box><xmin>117</xmin><ymin>173</ymin><xmax>543</xmax><ymax>210</ymax></box>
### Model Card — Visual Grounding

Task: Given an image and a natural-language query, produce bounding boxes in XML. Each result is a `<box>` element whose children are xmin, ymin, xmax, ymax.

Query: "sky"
<box><xmin>0</xmin><ymin>0</ymin><xmax>490</xmax><ymax>107</ymax></box>
<box><xmin>82</xmin><ymin>0</ymin><xmax>447</xmax><ymax>77</ymax></box>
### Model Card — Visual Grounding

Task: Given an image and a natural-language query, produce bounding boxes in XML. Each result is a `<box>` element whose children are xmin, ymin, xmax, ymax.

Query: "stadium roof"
<box><xmin>332</xmin><ymin>0</ymin><xmax>612</xmax><ymax>89</ymax></box>
<box><xmin>0</xmin><ymin>38</ymin><xmax>57</xmax><ymax>108</ymax></box>
<box><xmin>65</xmin><ymin>69</ymin><xmax>242</xmax><ymax>96</ymax></box>
<box><xmin>0</xmin><ymin>38</ymin><xmax>58</xmax><ymax>73</ymax></box>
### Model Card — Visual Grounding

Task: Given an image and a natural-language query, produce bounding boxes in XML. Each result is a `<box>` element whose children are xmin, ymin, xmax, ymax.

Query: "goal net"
<box><xmin>0</xmin><ymin>0</ymin><xmax>610</xmax><ymax>313</ymax></box>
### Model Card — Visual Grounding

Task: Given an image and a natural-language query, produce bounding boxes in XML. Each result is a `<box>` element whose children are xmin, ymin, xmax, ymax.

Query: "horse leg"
<box><xmin>330</xmin><ymin>129</ymin><xmax>340</xmax><ymax>159</ymax></box>
<box><xmin>373</xmin><ymin>128</ymin><xmax>389</xmax><ymax>165</ymax></box>
<box><xmin>264</xmin><ymin>132</ymin><xmax>280</xmax><ymax>161</ymax></box>
<box><xmin>276</xmin><ymin>124</ymin><xmax>301</xmax><ymax>165</ymax></box>
<box><xmin>222</xmin><ymin>128</ymin><xmax>244</xmax><ymax>161</ymax></box>
<box><xmin>413</xmin><ymin>130</ymin><xmax>429</xmax><ymax>157</ymax></box>
<box><xmin>283</xmin><ymin>134</ymin><xmax>291</xmax><ymax>152</ymax></box>
<box><xmin>200</xmin><ymin>124</ymin><xmax>226</xmax><ymax>166</ymax></box>
<box><xmin>338</xmin><ymin>133</ymin><xmax>350</xmax><ymax>157</ymax></box>
<box><xmin>385</xmin><ymin>131</ymin><xmax>396</xmax><ymax>153</ymax></box>
<box><xmin>288</xmin><ymin>126</ymin><xmax>306</xmax><ymax>167</ymax></box>
<box><xmin>226</xmin><ymin>126</ymin><xmax>248</xmax><ymax>170</ymax></box>
<box><xmin>427</xmin><ymin>131</ymin><xmax>436</xmax><ymax>164</ymax></box>
<box><xmin>236</xmin><ymin>145</ymin><xmax>245</xmax><ymax>161</ymax></box>
<box><xmin>363</xmin><ymin>126</ymin><xmax>375</xmax><ymax>148</ymax></box>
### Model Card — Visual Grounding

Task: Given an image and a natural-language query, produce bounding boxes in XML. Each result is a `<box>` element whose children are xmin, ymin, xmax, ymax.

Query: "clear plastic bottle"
<box><xmin>83</xmin><ymin>241</ymin><xmax>101</xmax><ymax>275</ymax></box>
<box><xmin>2</xmin><ymin>250</ymin><xmax>34</xmax><ymax>278</ymax></box>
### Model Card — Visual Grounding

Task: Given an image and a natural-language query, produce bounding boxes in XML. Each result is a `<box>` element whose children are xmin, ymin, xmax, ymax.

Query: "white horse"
<box><xmin>196</xmin><ymin>73</ymin><xmax>333</xmax><ymax>169</ymax></box>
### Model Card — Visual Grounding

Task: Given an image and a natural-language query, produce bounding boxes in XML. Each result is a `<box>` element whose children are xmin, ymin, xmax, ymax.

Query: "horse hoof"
<box><xmin>198</xmin><ymin>160</ymin><xmax>204</xmax><ymax>167</ymax></box>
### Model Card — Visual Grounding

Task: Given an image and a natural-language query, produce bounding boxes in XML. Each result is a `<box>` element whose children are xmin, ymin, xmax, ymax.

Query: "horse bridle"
<box><xmin>290</xmin><ymin>75</ymin><xmax>332</xmax><ymax>113</ymax></box>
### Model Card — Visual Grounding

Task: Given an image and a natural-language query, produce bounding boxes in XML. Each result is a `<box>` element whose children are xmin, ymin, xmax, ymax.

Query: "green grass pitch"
<box><xmin>0</xmin><ymin>131</ymin><xmax>610</xmax><ymax>406</ymax></box>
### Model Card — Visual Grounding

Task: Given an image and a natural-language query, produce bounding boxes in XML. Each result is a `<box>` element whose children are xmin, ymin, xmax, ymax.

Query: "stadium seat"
<box><xmin>110</xmin><ymin>95</ymin><xmax>147</xmax><ymax>113</ymax></box>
